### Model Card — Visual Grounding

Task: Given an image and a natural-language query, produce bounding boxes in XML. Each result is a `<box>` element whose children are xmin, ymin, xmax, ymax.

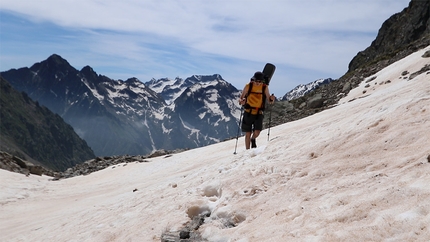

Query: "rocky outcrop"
<box><xmin>58</xmin><ymin>149</ymin><xmax>184</xmax><ymax>179</ymax></box>
<box><xmin>161</xmin><ymin>212</ymin><xmax>209</xmax><ymax>242</ymax></box>
<box><xmin>0</xmin><ymin>151</ymin><xmax>59</xmax><ymax>177</ymax></box>
<box><xmin>0</xmin><ymin>149</ymin><xmax>184</xmax><ymax>179</ymax></box>
<box><xmin>349</xmin><ymin>0</ymin><xmax>430</xmax><ymax>72</ymax></box>
<box><xmin>265</xmin><ymin>0</ymin><xmax>430</xmax><ymax>129</ymax></box>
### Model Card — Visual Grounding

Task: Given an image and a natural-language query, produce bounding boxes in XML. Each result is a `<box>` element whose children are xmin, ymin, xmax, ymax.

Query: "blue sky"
<box><xmin>0</xmin><ymin>0</ymin><xmax>410</xmax><ymax>97</ymax></box>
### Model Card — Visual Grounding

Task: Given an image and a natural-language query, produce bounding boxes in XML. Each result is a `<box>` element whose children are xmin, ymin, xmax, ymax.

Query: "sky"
<box><xmin>0</xmin><ymin>0</ymin><xmax>410</xmax><ymax>97</ymax></box>
<box><xmin>1</xmin><ymin>45</ymin><xmax>429</xmax><ymax>241</ymax></box>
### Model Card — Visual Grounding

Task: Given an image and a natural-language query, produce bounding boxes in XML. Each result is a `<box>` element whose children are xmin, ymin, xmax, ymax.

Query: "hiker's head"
<box><xmin>251</xmin><ymin>71</ymin><xmax>264</xmax><ymax>83</ymax></box>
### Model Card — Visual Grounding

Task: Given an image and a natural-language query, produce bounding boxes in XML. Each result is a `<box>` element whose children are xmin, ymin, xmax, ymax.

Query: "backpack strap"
<box><xmin>243</xmin><ymin>81</ymin><xmax>253</xmax><ymax>110</ymax></box>
<box><xmin>246</xmin><ymin>81</ymin><xmax>253</xmax><ymax>98</ymax></box>
<box><xmin>261</xmin><ymin>84</ymin><xmax>267</xmax><ymax>110</ymax></box>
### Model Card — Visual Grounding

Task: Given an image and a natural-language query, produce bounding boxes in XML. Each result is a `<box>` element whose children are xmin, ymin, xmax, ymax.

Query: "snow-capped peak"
<box><xmin>282</xmin><ymin>78</ymin><xmax>333</xmax><ymax>101</ymax></box>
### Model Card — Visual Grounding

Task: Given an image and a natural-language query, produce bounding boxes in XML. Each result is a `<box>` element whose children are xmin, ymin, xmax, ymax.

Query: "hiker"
<box><xmin>239</xmin><ymin>71</ymin><xmax>275</xmax><ymax>149</ymax></box>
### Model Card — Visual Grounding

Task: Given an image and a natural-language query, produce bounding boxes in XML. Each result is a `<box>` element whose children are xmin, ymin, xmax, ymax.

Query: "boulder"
<box><xmin>307</xmin><ymin>94</ymin><xmax>324</xmax><ymax>109</ymax></box>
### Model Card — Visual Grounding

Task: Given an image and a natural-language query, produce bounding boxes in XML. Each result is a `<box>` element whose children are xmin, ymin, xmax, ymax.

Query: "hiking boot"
<box><xmin>251</xmin><ymin>138</ymin><xmax>257</xmax><ymax>148</ymax></box>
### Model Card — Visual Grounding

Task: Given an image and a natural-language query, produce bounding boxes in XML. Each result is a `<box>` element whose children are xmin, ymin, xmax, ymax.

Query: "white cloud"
<box><xmin>0</xmin><ymin>0</ymin><xmax>411</xmax><ymax>96</ymax></box>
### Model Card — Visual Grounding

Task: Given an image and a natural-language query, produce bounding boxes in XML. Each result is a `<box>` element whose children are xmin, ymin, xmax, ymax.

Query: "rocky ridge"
<box><xmin>0</xmin><ymin>77</ymin><xmax>96</xmax><ymax>171</ymax></box>
<box><xmin>265</xmin><ymin>0</ymin><xmax>430</xmax><ymax>129</ymax></box>
<box><xmin>0</xmin><ymin>149</ymin><xmax>185</xmax><ymax>179</ymax></box>
<box><xmin>0</xmin><ymin>151</ymin><xmax>56</xmax><ymax>177</ymax></box>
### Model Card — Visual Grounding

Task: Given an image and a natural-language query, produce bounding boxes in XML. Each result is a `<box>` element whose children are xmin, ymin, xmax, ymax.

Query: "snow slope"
<box><xmin>1</xmin><ymin>46</ymin><xmax>430</xmax><ymax>242</ymax></box>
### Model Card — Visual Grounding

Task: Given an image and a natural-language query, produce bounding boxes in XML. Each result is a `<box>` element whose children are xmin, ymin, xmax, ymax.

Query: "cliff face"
<box><xmin>266</xmin><ymin>0</ymin><xmax>430</xmax><ymax>128</ymax></box>
<box><xmin>0</xmin><ymin>77</ymin><xmax>95</xmax><ymax>172</ymax></box>
<box><xmin>348</xmin><ymin>0</ymin><xmax>430</xmax><ymax>72</ymax></box>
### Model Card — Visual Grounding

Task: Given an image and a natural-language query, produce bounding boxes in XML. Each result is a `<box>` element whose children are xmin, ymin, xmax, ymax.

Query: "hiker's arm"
<box><xmin>239</xmin><ymin>85</ymin><xmax>248</xmax><ymax>105</ymax></box>
<box><xmin>266</xmin><ymin>87</ymin><xmax>275</xmax><ymax>104</ymax></box>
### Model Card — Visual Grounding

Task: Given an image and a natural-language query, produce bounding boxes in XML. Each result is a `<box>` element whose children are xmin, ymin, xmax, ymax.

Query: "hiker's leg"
<box><xmin>241</xmin><ymin>111</ymin><xmax>254</xmax><ymax>149</ymax></box>
<box><xmin>251</xmin><ymin>130</ymin><xmax>261</xmax><ymax>139</ymax></box>
<box><xmin>245</xmin><ymin>132</ymin><xmax>252</xmax><ymax>149</ymax></box>
<box><xmin>250</xmin><ymin>113</ymin><xmax>264</xmax><ymax>148</ymax></box>
<box><xmin>250</xmin><ymin>130</ymin><xmax>260</xmax><ymax>148</ymax></box>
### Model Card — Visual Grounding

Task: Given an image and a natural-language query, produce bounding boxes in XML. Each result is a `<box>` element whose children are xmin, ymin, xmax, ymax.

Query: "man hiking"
<box><xmin>239</xmin><ymin>71</ymin><xmax>275</xmax><ymax>149</ymax></box>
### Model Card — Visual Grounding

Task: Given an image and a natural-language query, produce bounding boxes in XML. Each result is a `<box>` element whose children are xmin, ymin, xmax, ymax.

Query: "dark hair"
<box><xmin>251</xmin><ymin>71</ymin><xmax>264</xmax><ymax>81</ymax></box>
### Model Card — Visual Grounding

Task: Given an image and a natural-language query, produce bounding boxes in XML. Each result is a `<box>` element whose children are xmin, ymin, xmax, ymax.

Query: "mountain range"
<box><xmin>0</xmin><ymin>53</ymin><xmax>336</xmax><ymax>161</ymax></box>
<box><xmin>1</xmin><ymin>59</ymin><xmax>241</xmax><ymax>157</ymax></box>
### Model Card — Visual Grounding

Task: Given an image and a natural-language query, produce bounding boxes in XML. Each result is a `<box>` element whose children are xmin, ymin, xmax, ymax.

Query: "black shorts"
<box><xmin>241</xmin><ymin>111</ymin><xmax>264</xmax><ymax>132</ymax></box>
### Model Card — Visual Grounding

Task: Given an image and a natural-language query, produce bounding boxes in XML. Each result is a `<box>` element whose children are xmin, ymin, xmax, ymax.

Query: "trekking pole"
<box><xmin>267</xmin><ymin>95</ymin><xmax>274</xmax><ymax>141</ymax></box>
<box><xmin>233</xmin><ymin>107</ymin><xmax>243</xmax><ymax>154</ymax></box>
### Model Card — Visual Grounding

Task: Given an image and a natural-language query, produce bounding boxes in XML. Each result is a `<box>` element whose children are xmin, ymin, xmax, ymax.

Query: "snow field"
<box><xmin>0</xmin><ymin>46</ymin><xmax>429</xmax><ymax>241</ymax></box>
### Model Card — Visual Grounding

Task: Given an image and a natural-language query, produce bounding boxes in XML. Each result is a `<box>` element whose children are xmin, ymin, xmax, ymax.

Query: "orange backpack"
<box><xmin>244</xmin><ymin>82</ymin><xmax>267</xmax><ymax>114</ymax></box>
